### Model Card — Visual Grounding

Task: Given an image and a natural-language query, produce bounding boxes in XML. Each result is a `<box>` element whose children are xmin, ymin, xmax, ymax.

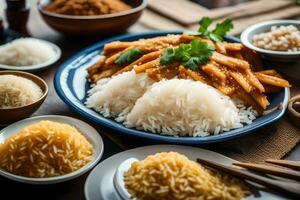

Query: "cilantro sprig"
<box><xmin>185</xmin><ymin>17</ymin><xmax>233</xmax><ymax>42</ymax></box>
<box><xmin>115</xmin><ymin>48</ymin><xmax>144</xmax><ymax>66</ymax></box>
<box><xmin>160</xmin><ymin>40</ymin><xmax>215</xmax><ymax>70</ymax></box>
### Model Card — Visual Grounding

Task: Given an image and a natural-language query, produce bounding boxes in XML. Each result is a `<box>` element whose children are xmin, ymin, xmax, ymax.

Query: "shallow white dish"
<box><xmin>241</xmin><ymin>20</ymin><xmax>300</xmax><ymax>62</ymax></box>
<box><xmin>0</xmin><ymin>115</ymin><xmax>104</xmax><ymax>184</ymax></box>
<box><xmin>0</xmin><ymin>38</ymin><xmax>61</xmax><ymax>72</ymax></box>
<box><xmin>85</xmin><ymin>145</ymin><xmax>288</xmax><ymax>200</ymax></box>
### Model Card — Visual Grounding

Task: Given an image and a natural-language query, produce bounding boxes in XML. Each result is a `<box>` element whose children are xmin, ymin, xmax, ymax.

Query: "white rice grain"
<box><xmin>125</xmin><ymin>79</ymin><xmax>255</xmax><ymax>136</ymax></box>
<box><xmin>86</xmin><ymin>70</ymin><xmax>154</xmax><ymax>121</ymax></box>
<box><xmin>87</xmin><ymin>74</ymin><xmax>257</xmax><ymax>137</ymax></box>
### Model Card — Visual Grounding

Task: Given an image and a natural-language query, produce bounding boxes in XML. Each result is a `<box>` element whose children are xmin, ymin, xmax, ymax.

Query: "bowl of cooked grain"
<box><xmin>0</xmin><ymin>115</ymin><xmax>103</xmax><ymax>184</ymax></box>
<box><xmin>241</xmin><ymin>20</ymin><xmax>300</xmax><ymax>62</ymax></box>
<box><xmin>37</xmin><ymin>0</ymin><xmax>147</xmax><ymax>36</ymax></box>
<box><xmin>0</xmin><ymin>71</ymin><xmax>48</xmax><ymax>124</ymax></box>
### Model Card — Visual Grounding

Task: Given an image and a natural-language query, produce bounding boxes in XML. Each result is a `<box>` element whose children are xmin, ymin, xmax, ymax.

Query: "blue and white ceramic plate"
<box><xmin>54</xmin><ymin>31</ymin><xmax>289</xmax><ymax>144</ymax></box>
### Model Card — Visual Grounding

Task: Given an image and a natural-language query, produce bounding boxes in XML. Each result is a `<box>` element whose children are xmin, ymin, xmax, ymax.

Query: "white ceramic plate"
<box><xmin>84</xmin><ymin>145</ymin><xmax>288</xmax><ymax>200</ymax></box>
<box><xmin>0</xmin><ymin>38</ymin><xmax>61</xmax><ymax>72</ymax></box>
<box><xmin>0</xmin><ymin>115</ymin><xmax>104</xmax><ymax>184</ymax></box>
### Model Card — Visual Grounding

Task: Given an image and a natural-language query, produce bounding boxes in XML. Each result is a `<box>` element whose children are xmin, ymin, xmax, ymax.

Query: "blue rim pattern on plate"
<box><xmin>54</xmin><ymin>31</ymin><xmax>289</xmax><ymax>144</ymax></box>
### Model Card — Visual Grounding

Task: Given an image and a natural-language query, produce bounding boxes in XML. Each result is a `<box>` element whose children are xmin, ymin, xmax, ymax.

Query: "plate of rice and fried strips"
<box><xmin>54</xmin><ymin>19</ymin><xmax>291</xmax><ymax>144</ymax></box>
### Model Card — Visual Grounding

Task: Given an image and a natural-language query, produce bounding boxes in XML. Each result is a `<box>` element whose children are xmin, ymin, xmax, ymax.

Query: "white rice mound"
<box><xmin>0</xmin><ymin>38</ymin><xmax>55</xmax><ymax>66</ymax></box>
<box><xmin>86</xmin><ymin>71</ymin><xmax>155</xmax><ymax>121</ymax></box>
<box><xmin>0</xmin><ymin>75</ymin><xmax>43</xmax><ymax>109</ymax></box>
<box><xmin>125</xmin><ymin>79</ymin><xmax>257</xmax><ymax>137</ymax></box>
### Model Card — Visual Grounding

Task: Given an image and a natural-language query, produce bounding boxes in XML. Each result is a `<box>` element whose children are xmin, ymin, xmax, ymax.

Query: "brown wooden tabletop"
<box><xmin>0</xmin><ymin>1</ymin><xmax>299</xmax><ymax>200</ymax></box>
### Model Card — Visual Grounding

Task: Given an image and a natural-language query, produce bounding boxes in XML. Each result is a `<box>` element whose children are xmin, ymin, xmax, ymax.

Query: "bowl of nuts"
<box><xmin>241</xmin><ymin>20</ymin><xmax>300</xmax><ymax>62</ymax></box>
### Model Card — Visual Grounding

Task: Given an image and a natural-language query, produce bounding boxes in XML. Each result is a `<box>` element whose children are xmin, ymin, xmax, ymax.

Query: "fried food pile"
<box><xmin>87</xmin><ymin>34</ymin><xmax>291</xmax><ymax>113</ymax></box>
<box><xmin>45</xmin><ymin>0</ymin><xmax>131</xmax><ymax>16</ymax></box>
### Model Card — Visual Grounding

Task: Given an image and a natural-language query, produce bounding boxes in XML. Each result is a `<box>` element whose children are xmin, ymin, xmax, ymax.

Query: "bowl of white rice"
<box><xmin>241</xmin><ymin>20</ymin><xmax>300</xmax><ymax>62</ymax></box>
<box><xmin>0</xmin><ymin>71</ymin><xmax>48</xmax><ymax>124</ymax></box>
<box><xmin>0</xmin><ymin>38</ymin><xmax>61</xmax><ymax>71</ymax></box>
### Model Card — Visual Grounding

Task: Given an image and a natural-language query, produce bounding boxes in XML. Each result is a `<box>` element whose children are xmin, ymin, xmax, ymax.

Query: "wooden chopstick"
<box><xmin>233</xmin><ymin>162</ymin><xmax>300</xmax><ymax>181</ymax></box>
<box><xmin>266</xmin><ymin>159</ymin><xmax>300</xmax><ymax>171</ymax></box>
<box><xmin>196</xmin><ymin>158</ymin><xmax>300</xmax><ymax>198</ymax></box>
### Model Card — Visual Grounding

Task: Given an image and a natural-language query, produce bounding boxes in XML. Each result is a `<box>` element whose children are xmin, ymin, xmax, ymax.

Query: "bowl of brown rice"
<box><xmin>241</xmin><ymin>20</ymin><xmax>300</xmax><ymax>62</ymax></box>
<box><xmin>0</xmin><ymin>115</ymin><xmax>103</xmax><ymax>184</ymax></box>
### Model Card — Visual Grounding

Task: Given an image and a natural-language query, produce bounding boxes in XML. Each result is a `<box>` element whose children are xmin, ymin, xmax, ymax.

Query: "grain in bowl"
<box><xmin>44</xmin><ymin>0</ymin><xmax>132</xmax><ymax>16</ymax></box>
<box><xmin>124</xmin><ymin>152</ymin><xmax>250</xmax><ymax>200</ymax></box>
<box><xmin>252</xmin><ymin>25</ymin><xmax>300</xmax><ymax>52</ymax></box>
<box><xmin>0</xmin><ymin>74</ymin><xmax>43</xmax><ymax>109</ymax></box>
<box><xmin>0</xmin><ymin>38</ymin><xmax>56</xmax><ymax>67</ymax></box>
<box><xmin>0</xmin><ymin>120</ymin><xmax>93</xmax><ymax>178</ymax></box>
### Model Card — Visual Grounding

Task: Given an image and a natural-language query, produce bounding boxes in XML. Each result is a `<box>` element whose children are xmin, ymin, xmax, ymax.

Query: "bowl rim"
<box><xmin>288</xmin><ymin>95</ymin><xmax>300</xmax><ymax>118</ymax></box>
<box><xmin>0</xmin><ymin>70</ymin><xmax>49</xmax><ymax>111</ymax></box>
<box><xmin>37</xmin><ymin>0</ymin><xmax>147</xmax><ymax>20</ymax></box>
<box><xmin>0</xmin><ymin>115</ymin><xmax>104</xmax><ymax>184</ymax></box>
<box><xmin>241</xmin><ymin>20</ymin><xmax>300</xmax><ymax>56</ymax></box>
<box><xmin>0</xmin><ymin>38</ymin><xmax>61</xmax><ymax>71</ymax></box>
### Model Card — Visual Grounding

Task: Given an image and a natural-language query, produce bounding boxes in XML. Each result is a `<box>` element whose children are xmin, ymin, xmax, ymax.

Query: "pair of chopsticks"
<box><xmin>197</xmin><ymin>158</ymin><xmax>300</xmax><ymax>198</ymax></box>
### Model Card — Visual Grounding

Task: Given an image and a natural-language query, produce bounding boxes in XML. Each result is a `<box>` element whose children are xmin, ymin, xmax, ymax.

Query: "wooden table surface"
<box><xmin>0</xmin><ymin>1</ymin><xmax>299</xmax><ymax>200</ymax></box>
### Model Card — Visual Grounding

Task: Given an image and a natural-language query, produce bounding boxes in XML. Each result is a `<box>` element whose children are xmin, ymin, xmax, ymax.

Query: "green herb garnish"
<box><xmin>160</xmin><ymin>40</ymin><xmax>215</xmax><ymax>70</ymax></box>
<box><xmin>296</xmin><ymin>0</ymin><xmax>300</xmax><ymax>5</ymax></box>
<box><xmin>184</xmin><ymin>17</ymin><xmax>233</xmax><ymax>42</ymax></box>
<box><xmin>115</xmin><ymin>48</ymin><xmax>144</xmax><ymax>66</ymax></box>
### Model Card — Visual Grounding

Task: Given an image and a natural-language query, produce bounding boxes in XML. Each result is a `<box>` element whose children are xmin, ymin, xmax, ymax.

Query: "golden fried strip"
<box><xmin>115</xmin><ymin>50</ymin><xmax>163</xmax><ymax>75</ymax></box>
<box><xmin>103</xmin><ymin>35</ymin><xmax>182</xmax><ymax>55</ymax></box>
<box><xmin>250</xmin><ymin>90</ymin><xmax>270</xmax><ymax>110</ymax></box>
<box><xmin>179</xmin><ymin>66</ymin><xmax>208</xmax><ymax>83</ymax></box>
<box><xmin>145</xmin><ymin>68</ymin><xmax>162</xmax><ymax>81</ymax></box>
<box><xmin>103</xmin><ymin>42</ymin><xmax>134</xmax><ymax>55</ymax></box>
<box><xmin>91</xmin><ymin>66</ymin><xmax>121</xmax><ymax>82</ymax></box>
<box><xmin>255</xmin><ymin>73</ymin><xmax>291</xmax><ymax>88</ymax></box>
<box><xmin>234</xmin><ymin>87</ymin><xmax>263</xmax><ymax>114</ymax></box>
<box><xmin>255</xmin><ymin>70</ymin><xmax>281</xmax><ymax>78</ymax></box>
<box><xmin>246</xmin><ymin>69</ymin><xmax>265</xmax><ymax>93</ymax></box>
<box><xmin>215</xmin><ymin>42</ymin><xmax>227</xmax><ymax>54</ymax></box>
<box><xmin>214</xmin><ymin>82</ymin><xmax>236</xmax><ymax>96</ymax></box>
<box><xmin>230</xmin><ymin>71</ymin><xmax>252</xmax><ymax>93</ymax></box>
<box><xmin>221</xmin><ymin>42</ymin><xmax>243</xmax><ymax>51</ymax></box>
<box><xmin>180</xmin><ymin>35</ymin><xmax>216</xmax><ymax>48</ymax></box>
<box><xmin>202</xmin><ymin>62</ymin><xmax>226</xmax><ymax>82</ymax></box>
<box><xmin>87</xmin><ymin>57</ymin><xmax>105</xmax><ymax>77</ymax></box>
<box><xmin>211</xmin><ymin>52</ymin><xmax>250</xmax><ymax>70</ymax></box>
<box><xmin>134</xmin><ymin>59</ymin><xmax>159</xmax><ymax>74</ymax></box>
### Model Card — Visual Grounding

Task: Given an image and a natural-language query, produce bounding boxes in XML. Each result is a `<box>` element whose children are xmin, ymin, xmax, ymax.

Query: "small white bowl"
<box><xmin>113</xmin><ymin>158</ymin><xmax>139</xmax><ymax>200</ymax></box>
<box><xmin>241</xmin><ymin>20</ymin><xmax>300</xmax><ymax>62</ymax></box>
<box><xmin>0</xmin><ymin>38</ymin><xmax>61</xmax><ymax>72</ymax></box>
<box><xmin>0</xmin><ymin>115</ymin><xmax>104</xmax><ymax>184</ymax></box>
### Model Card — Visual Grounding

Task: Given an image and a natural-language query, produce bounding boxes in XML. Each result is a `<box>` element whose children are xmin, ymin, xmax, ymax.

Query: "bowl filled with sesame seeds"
<box><xmin>0</xmin><ymin>115</ymin><xmax>103</xmax><ymax>184</ymax></box>
<box><xmin>241</xmin><ymin>20</ymin><xmax>300</xmax><ymax>62</ymax></box>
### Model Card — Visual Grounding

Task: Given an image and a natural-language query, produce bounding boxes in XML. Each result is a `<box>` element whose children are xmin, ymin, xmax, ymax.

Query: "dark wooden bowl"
<box><xmin>0</xmin><ymin>71</ymin><xmax>48</xmax><ymax>124</ymax></box>
<box><xmin>37</xmin><ymin>0</ymin><xmax>147</xmax><ymax>36</ymax></box>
